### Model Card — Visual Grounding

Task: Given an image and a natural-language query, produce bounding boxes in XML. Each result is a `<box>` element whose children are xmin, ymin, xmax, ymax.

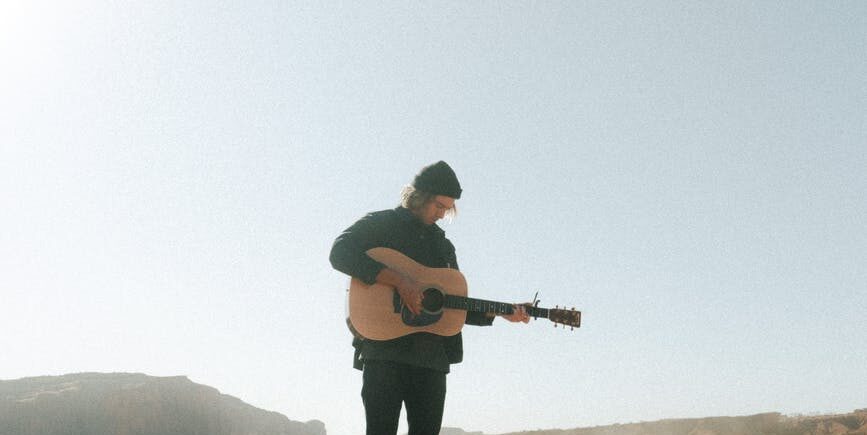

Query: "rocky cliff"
<box><xmin>0</xmin><ymin>373</ymin><xmax>325</xmax><ymax>435</ymax></box>
<box><xmin>498</xmin><ymin>409</ymin><xmax>867</xmax><ymax>435</ymax></box>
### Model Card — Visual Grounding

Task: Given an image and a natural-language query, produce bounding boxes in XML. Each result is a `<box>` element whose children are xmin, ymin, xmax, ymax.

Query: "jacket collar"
<box><xmin>395</xmin><ymin>206</ymin><xmax>444</xmax><ymax>235</ymax></box>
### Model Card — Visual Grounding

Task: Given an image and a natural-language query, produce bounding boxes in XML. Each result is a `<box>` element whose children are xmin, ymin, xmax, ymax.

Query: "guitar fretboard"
<box><xmin>444</xmin><ymin>295</ymin><xmax>550</xmax><ymax>319</ymax></box>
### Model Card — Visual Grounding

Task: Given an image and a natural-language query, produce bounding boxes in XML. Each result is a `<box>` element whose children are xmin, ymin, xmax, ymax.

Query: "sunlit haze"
<box><xmin>2</xmin><ymin>2</ymin><xmax>865</xmax><ymax>435</ymax></box>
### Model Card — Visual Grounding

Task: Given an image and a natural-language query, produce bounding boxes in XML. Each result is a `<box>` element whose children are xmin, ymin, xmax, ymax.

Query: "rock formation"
<box><xmin>0</xmin><ymin>372</ymin><xmax>325</xmax><ymax>435</ymax></box>
<box><xmin>496</xmin><ymin>409</ymin><xmax>867</xmax><ymax>435</ymax></box>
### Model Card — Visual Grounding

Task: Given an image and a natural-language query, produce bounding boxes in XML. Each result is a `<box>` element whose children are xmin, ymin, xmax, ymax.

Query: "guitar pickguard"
<box><xmin>392</xmin><ymin>291</ymin><xmax>444</xmax><ymax>327</ymax></box>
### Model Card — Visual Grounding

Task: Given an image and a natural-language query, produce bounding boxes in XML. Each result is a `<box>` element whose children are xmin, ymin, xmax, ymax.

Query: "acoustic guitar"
<box><xmin>346</xmin><ymin>247</ymin><xmax>581</xmax><ymax>340</ymax></box>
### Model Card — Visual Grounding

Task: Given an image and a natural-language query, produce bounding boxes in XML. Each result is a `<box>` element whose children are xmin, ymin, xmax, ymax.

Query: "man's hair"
<box><xmin>400</xmin><ymin>185</ymin><xmax>457</xmax><ymax>219</ymax></box>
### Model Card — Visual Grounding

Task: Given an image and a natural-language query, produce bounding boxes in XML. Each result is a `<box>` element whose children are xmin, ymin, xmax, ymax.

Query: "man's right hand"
<box><xmin>375</xmin><ymin>267</ymin><xmax>424</xmax><ymax>315</ymax></box>
<box><xmin>396</xmin><ymin>286</ymin><xmax>424</xmax><ymax>316</ymax></box>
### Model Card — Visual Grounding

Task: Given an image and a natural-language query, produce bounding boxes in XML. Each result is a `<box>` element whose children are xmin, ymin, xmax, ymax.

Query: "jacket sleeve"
<box><xmin>329</xmin><ymin>212</ymin><xmax>389</xmax><ymax>285</ymax></box>
<box><xmin>465</xmin><ymin>311</ymin><xmax>494</xmax><ymax>326</ymax></box>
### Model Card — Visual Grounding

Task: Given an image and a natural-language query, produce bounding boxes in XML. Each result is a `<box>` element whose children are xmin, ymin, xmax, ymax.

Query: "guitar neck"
<box><xmin>444</xmin><ymin>295</ymin><xmax>550</xmax><ymax>319</ymax></box>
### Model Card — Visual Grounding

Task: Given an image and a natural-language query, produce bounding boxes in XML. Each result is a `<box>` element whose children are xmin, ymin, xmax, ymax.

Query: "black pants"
<box><xmin>361</xmin><ymin>360</ymin><xmax>447</xmax><ymax>435</ymax></box>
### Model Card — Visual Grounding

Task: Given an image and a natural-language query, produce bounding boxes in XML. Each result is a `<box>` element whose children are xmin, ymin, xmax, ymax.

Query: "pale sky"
<box><xmin>1</xmin><ymin>2</ymin><xmax>865</xmax><ymax>435</ymax></box>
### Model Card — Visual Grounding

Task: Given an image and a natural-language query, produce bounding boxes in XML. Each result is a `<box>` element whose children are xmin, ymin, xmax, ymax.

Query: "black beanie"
<box><xmin>412</xmin><ymin>161</ymin><xmax>462</xmax><ymax>199</ymax></box>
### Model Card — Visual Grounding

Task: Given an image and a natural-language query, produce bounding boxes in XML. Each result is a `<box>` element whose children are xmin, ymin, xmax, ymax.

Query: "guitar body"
<box><xmin>347</xmin><ymin>247</ymin><xmax>469</xmax><ymax>341</ymax></box>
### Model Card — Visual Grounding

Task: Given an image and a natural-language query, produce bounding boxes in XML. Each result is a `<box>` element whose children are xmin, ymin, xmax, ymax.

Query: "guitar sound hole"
<box><xmin>421</xmin><ymin>288</ymin><xmax>444</xmax><ymax>313</ymax></box>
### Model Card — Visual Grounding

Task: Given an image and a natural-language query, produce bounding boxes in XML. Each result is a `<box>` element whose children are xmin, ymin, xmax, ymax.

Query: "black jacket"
<box><xmin>330</xmin><ymin>207</ymin><xmax>492</xmax><ymax>372</ymax></box>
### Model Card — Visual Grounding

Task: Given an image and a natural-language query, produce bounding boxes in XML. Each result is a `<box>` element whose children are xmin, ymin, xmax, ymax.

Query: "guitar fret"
<box><xmin>446</xmin><ymin>295</ymin><xmax>565</xmax><ymax>318</ymax></box>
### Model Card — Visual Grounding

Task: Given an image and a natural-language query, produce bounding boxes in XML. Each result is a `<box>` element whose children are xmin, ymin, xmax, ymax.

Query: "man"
<box><xmin>329</xmin><ymin>161</ymin><xmax>529</xmax><ymax>435</ymax></box>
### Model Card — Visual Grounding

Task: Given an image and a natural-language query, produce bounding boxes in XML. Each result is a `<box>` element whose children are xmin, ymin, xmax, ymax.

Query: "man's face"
<box><xmin>415</xmin><ymin>195</ymin><xmax>456</xmax><ymax>226</ymax></box>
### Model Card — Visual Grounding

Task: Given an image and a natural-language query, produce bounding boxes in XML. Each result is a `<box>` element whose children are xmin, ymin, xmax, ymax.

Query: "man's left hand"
<box><xmin>499</xmin><ymin>304</ymin><xmax>530</xmax><ymax>323</ymax></box>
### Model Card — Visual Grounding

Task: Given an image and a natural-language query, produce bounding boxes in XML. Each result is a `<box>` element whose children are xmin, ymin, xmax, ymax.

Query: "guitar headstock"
<box><xmin>549</xmin><ymin>306</ymin><xmax>581</xmax><ymax>330</ymax></box>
